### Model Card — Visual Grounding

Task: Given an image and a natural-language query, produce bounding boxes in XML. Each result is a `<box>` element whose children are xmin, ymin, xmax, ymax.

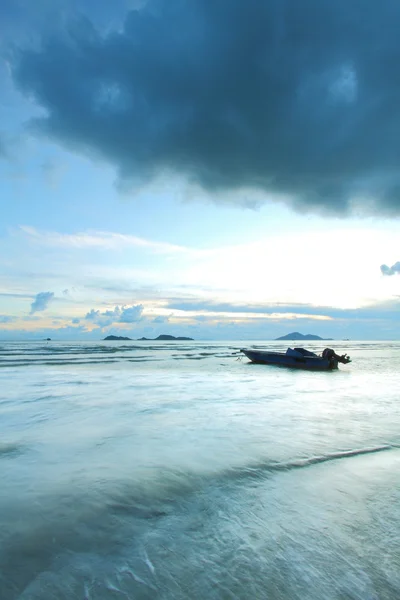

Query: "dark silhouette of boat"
<box><xmin>240</xmin><ymin>347</ymin><xmax>351</xmax><ymax>371</ymax></box>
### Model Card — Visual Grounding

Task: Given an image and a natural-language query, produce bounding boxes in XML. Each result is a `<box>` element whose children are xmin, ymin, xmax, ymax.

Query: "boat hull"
<box><xmin>240</xmin><ymin>349</ymin><xmax>338</xmax><ymax>371</ymax></box>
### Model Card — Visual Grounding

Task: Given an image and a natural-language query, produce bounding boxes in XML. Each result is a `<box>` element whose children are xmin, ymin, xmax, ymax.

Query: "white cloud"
<box><xmin>381</xmin><ymin>261</ymin><xmax>400</xmax><ymax>276</ymax></box>
<box><xmin>85</xmin><ymin>304</ymin><xmax>144</xmax><ymax>326</ymax></box>
<box><xmin>152</xmin><ymin>315</ymin><xmax>169</xmax><ymax>324</ymax></box>
<box><xmin>119</xmin><ymin>305</ymin><xmax>144</xmax><ymax>323</ymax></box>
<box><xmin>30</xmin><ymin>291</ymin><xmax>54</xmax><ymax>314</ymax></box>
<box><xmin>19</xmin><ymin>225</ymin><xmax>190</xmax><ymax>255</ymax></box>
<box><xmin>85</xmin><ymin>308</ymin><xmax>119</xmax><ymax>327</ymax></box>
<box><xmin>0</xmin><ymin>315</ymin><xmax>14</xmax><ymax>323</ymax></box>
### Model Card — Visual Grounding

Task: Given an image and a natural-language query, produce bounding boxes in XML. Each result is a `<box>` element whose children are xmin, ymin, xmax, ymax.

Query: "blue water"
<box><xmin>1</xmin><ymin>340</ymin><xmax>400</xmax><ymax>599</ymax></box>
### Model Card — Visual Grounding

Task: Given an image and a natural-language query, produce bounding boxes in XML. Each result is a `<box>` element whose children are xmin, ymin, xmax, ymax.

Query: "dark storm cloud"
<box><xmin>10</xmin><ymin>0</ymin><xmax>400</xmax><ymax>214</ymax></box>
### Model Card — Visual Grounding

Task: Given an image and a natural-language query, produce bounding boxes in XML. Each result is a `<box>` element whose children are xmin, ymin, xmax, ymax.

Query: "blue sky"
<box><xmin>1</xmin><ymin>0</ymin><xmax>400</xmax><ymax>340</ymax></box>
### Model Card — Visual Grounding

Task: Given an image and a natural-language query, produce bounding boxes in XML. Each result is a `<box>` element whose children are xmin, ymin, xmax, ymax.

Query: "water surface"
<box><xmin>1</xmin><ymin>340</ymin><xmax>399</xmax><ymax>599</ymax></box>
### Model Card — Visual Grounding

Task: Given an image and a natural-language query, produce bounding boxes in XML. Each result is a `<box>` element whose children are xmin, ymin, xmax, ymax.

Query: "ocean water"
<box><xmin>1</xmin><ymin>340</ymin><xmax>400</xmax><ymax>600</ymax></box>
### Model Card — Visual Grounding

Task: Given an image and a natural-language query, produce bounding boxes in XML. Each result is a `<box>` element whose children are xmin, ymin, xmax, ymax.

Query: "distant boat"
<box><xmin>240</xmin><ymin>347</ymin><xmax>351</xmax><ymax>371</ymax></box>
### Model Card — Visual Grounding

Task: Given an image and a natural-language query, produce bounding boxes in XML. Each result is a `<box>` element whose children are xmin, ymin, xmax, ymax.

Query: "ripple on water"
<box><xmin>0</xmin><ymin>442</ymin><xmax>24</xmax><ymax>458</ymax></box>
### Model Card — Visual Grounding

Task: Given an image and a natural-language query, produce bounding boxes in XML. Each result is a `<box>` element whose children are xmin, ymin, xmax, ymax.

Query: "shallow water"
<box><xmin>1</xmin><ymin>340</ymin><xmax>400</xmax><ymax>599</ymax></box>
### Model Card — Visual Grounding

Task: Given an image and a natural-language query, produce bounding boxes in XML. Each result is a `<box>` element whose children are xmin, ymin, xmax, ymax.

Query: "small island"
<box><xmin>137</xmin><ymin>335</ymin><xmax>194</xmax><ymax>341</ymax></box>
<box><xmin>103</xmin><ymin>334</ymin><xmax>194</xmax><ymax>341</ymax></box>
<box><xmin>275</xmin><ymin>332</ymin><xmax>333</xmax><ymax>341</ymax></box>
<box><xmin>103</xmin><ymin>335</ymin><xmax>132</xmax><ymax>341</ymax></box>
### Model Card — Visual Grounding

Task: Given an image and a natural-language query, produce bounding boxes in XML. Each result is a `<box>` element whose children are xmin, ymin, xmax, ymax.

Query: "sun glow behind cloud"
<box><xmin>166</xmin><ymin>228</ymin><xmax>399</xmax><ymax>309</ymax></box>
<box><xmin>0</xmin><ymin>223</ymin><xmax>399</xmax><ymax>339</ymax></box>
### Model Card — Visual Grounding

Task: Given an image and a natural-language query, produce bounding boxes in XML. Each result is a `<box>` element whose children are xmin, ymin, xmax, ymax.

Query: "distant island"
<box><xmin>103</xmin><ymin>334</ymin><xmax>194</xmax><ymax>341</ymax></box>
<box><xmin>275</xmin><ymin>332</ymin><xmax>333</xmax><ymax>341</ymax></box>
<box><xmin>138</xmin><ymin>335</ymin><xmax>194</xmax><ymax>341</ymax></box>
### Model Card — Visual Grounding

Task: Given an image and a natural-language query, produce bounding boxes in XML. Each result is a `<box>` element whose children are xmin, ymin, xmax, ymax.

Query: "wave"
<box><xmin>233</xmin><ymin>444</ymin><xmax>394</xmax><ymax>479</ymax></box>
<box><xmin>0</xmin><ymin>358</ymin><xmax>166</xmax><ymax>368</ymax></box>
<box><xmin>100</xmin><ymin>444</ymin><xmax>398</xmax><ymax>517</ymax></box>
<box><xmin>0</xmin><ymin>359</ymin><xmax>121</xmax><ymax>367</ymax></box>
<box><xmin>0</xmin><ymin>351</ymin><xmax>233</xmax><ymax>367</ymax></box>
<box><xmin>2</xmin><ymin>443</ymin><xmax>397</xmax><ymax>600</ymax></box>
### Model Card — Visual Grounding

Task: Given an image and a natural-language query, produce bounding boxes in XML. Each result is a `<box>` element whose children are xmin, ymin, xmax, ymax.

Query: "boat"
<box><xmin>240</xmin><ymin>347</ymin><xmax>351</xmax><ymax>371</ymax></box>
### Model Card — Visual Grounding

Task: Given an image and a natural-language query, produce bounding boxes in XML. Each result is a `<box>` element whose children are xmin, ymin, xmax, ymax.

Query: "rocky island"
<box><xmin>103</xmin><ymin>335</ymin><xmax>132</xmax><ymax>341</ymax></box>
<box><xmin>103</xmin><ymin>334</ymin><xmax>194</xmax><ymax>341</ymax></box>
<box><xmin>275</xmin><ymin>332</ymin><xmax>333</xmax><ymax>341</ymax></box>
<box><xmin>137</xmin><ymin>335</ymin><xmax>194</xmax><ymax>341</ymax></box>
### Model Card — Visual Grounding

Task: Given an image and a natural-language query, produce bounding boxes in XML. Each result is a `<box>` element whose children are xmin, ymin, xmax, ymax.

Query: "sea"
<box><xmin>1</xmin><ymin>340</ymin><xmax>400</xmax><ymax>600</ymax></box>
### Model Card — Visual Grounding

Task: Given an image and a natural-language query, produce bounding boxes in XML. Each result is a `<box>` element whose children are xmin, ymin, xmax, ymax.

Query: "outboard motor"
<box><xmin>322</xmin><ymin>348</ymin><xmax>351</xmax><ymax>364</ymax></box>
<box><xmin>322</xmin><ymin>347</ymin><xmax>336</xmax><ymax>368</ymax></box>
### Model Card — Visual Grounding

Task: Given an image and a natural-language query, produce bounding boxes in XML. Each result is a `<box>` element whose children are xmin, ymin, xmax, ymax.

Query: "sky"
<box><xmin>1</xmin><ymin>0</ymin><xmax>400</xmax><ymax>341</ymax></box>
